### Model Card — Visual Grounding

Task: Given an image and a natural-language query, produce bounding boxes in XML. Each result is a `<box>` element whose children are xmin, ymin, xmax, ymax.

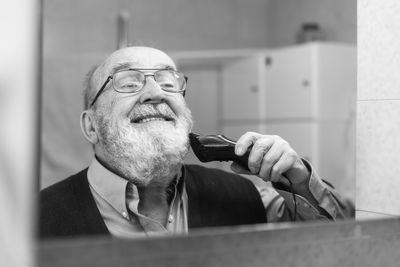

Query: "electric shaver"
<box><xmin>189</xmin><ymin>132</ymin><xmax>251</xmax><ymax>171</ymax></box>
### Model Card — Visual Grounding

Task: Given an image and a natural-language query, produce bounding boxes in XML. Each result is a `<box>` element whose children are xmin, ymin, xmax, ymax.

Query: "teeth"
<box><xmin>137</xmin><ymin>117</ymin><xmax>167</xmax><ymax>123</ymax></box>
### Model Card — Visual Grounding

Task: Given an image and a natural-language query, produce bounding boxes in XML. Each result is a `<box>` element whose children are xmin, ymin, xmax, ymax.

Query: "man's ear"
<box><xmin>80</xmin><ymin>110</ymin><xmax>99</xmax><ymax>144</ymax></box>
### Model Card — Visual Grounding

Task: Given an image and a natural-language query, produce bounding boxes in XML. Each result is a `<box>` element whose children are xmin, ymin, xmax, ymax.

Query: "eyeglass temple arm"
<box><xmin>182</xmin><ymin>76</ymin><xmax>188</xmax><ymax>97</ymax></box>
<box><xmin>90</xmin><ymin>76</ymin><xmax>112</xmax><ymax>107</ymax></box>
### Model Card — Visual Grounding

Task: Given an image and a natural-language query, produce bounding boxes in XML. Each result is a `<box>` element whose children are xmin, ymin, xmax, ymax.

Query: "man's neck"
<box><xmin>137</xmin><ymin>184</ymin><xmax>170</xmax><ymax>226</ymax></box>
<box><xmin>136</xmin><ymin>169</ymin><xmax>182</xmax><ymax>226</ymax></box>
<box><xmin>94</xmin><ymin>154</ymin><xmax>182</xmax><ymax>225</ymax></box>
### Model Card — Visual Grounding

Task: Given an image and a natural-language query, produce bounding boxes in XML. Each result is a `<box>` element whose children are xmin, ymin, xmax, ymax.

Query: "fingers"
<box><xmin>257</xmin><ymin>141</ymin><xmax>296</xmax><ymax>182</ymax></box>
<box><xmin>248</xmin><ymin>137</ymin><xmax>277</xmax><ymax>174</ymax></box>
<box><xmin>235</xmin><ymin>132</ymin><xmax>300</xmax><ymax>183</ymax></box>
<box><xmin>268</xmin><ymin>151</ymin><xmax>297</xmax><ymax>182</ymax></box>
<box><xmin>258</xmin><ymin>142</ymin><xmax>284</xmax><ymax>179</ymax></box>
<box><xmin>235</xmin><ymin>131</ymin><xmax>261</xmax><ymax>155</ymax></box>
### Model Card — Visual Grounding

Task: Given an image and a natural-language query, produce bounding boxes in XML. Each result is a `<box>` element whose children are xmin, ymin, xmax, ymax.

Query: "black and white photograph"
<box><xmin>2</xmin><ymin>0</ymin><xmax>400</xmax><ymax>266</ymax></box>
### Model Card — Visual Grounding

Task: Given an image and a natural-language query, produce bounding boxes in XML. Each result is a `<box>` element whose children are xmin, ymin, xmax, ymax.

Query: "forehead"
<box><xmin>100</xmin><ymin>47</ymin><xmax>176</xmax><ymax>75</ymax></box>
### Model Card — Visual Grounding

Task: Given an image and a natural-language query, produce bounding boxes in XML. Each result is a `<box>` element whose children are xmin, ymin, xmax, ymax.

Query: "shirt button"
<box><xmin>122</xmin><ymin>211</ymin><xmax>129</xmax><ymax>219</ymax></box>
<box><xmin>168</xmin><ymin>214</ymin><xmax>174</xmax><ymax>223</ymax></box>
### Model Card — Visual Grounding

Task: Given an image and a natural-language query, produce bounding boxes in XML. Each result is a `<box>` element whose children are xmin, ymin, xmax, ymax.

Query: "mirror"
<box><xmin>40</xmin><ymin>0</ymin><xmax>357</xmax><ymax>238</ymax></box>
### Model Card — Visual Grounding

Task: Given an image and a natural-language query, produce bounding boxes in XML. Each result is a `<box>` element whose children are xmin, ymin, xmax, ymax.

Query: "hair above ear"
<box><xmin>80</xmin><ymin>110</ymin><xmax>99</xmax><ymax>145</ymax></box>
<box><xmin>83</xmin><ymin>65</ymin><xmax>99</xmax><ymax>110</ymax></box>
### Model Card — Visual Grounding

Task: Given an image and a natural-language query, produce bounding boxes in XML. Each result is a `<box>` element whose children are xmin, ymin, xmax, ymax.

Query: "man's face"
<box><xmin>88</xmin><ymin>47</ymin><xmax>193</xmax><ymax>186</ymax></box>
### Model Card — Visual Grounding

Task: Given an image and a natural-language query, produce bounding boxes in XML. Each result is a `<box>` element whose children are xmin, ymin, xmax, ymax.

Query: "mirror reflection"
<box><xmin>39</xmin><ymin>0</ymin><xmax>356</xmax><ymax>240</ymax></box>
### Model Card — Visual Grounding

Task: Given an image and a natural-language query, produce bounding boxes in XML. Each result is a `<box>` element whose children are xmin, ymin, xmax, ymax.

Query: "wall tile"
<box><xmin>356</xmin><ymin>100</ymin><xmax>400</xmax><ymax>215</ymax></box>
<box><xmin>358</xmin><ymin>0</ymin><xmax>400</xmax><ymax>100</ymax></box>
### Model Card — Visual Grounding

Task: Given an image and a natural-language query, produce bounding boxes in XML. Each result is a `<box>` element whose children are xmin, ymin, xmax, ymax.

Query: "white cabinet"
<box><xmin>263</xmin><ymin>46</ymin><xmax>313</xmax><ymax>119</ymax></box>
<box><xmin>222</xmin><ymin>46</ymin><xmax>314</xmax><ymax>120</ymax></box>
<box><xmin>221</xmin><ymin>43</ymin><xmax>355</xmax><ymax>121</ymax></box>
<box><xmin>220</xmin><ymin>43</ymin><xmax>356</xmax><ymax>198</ymax></box>
<box><xmin>221</xmin><ymin>56</ymin><xmax>262</xmax><ymax>120</ymax></box>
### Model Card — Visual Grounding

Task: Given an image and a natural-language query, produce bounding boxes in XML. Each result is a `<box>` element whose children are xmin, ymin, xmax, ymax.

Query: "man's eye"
<box><xmin>159</xmin><ymin>82</ymin><xmax>175</xmax><ymax>88</ymax></box>
<box><xmin>120</xmin><ymin>82</ymin><xmax>141</xmax><ymax>89</ymax></box>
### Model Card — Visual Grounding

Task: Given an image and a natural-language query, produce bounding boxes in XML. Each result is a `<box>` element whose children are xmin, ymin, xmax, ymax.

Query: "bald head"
<box><xmin>84</xmin><ymin>46</ymin><xmax>177</xmax><ymax>109</ymax></box>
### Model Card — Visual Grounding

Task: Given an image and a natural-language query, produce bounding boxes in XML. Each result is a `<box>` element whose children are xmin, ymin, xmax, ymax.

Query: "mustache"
<box><xmin>129</xmin><ymin>103</ymin><xmax>176</xmax><ymax>122</ymax></box>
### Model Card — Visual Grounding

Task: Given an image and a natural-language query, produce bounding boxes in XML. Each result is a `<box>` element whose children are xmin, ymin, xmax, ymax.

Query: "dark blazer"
<box><xmin>40</xmin><ymin>165</ymin><xmax>267</xmax><ymax>238</ymax></box>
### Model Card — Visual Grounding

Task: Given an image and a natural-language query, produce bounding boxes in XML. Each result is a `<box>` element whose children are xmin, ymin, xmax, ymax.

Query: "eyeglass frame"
<box><xmin>89</xmin><ymin>68</ymin><xmax>188</xmax><ymax>108</ymax></box>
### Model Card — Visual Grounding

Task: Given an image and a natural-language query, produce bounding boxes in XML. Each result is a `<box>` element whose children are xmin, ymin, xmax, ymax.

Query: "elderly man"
<box><xmin>40</xmin><ymin>46</ymin><xmax>351</xmax><ymax>238</ymax></box>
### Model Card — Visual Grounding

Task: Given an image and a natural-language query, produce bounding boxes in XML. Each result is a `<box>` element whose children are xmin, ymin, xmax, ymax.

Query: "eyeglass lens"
<box><xmin>114</xmin><ymin>70</ymin><xmax>185</xmax><ymax>93</ymax></box>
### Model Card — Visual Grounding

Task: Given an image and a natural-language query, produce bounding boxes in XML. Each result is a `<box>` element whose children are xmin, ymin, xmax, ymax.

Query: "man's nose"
<box><xmin>138</xmin><ymin>77</ymin><xmax>166</xmax><ymax>104</ymax></box>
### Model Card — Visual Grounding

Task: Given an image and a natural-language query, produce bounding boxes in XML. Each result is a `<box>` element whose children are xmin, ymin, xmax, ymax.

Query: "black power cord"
<box><xmin>287</xmin><ymin>178</ymin><xmax>297</xmax><ymax>221</ymax></box>
<box><xmin>277</xmin><ymin>177</ymin><xmax>297</xmax><ymax>222</ymax></box>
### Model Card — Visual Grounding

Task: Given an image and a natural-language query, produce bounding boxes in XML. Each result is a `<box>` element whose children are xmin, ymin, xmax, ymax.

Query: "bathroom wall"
<box><xmin>268</xmin><ymin>0</ymin><xmax>356</xmax><ymax>47</ymax></box>
<box><xmin>357</xmin><ymin>0</ymin><xmax>400</xmax><ymax>218</ymax></box>
<box><xmin>43</xmin><ymin>0</ymin><xmax>272</xmax><ymax>55</ymax></box>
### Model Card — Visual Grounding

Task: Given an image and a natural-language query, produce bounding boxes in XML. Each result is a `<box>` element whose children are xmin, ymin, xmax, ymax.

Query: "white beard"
<box><xmin>94</xmin><ymin>103</ymin><xmax>193</xmax><ymax>187</ymax></box>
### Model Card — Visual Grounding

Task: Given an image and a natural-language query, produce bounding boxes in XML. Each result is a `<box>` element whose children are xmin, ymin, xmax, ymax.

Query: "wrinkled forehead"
<box><xmin>93</xmin><ymin>47</ymin><xmax>177</xmax><ymax>86</ymax></box>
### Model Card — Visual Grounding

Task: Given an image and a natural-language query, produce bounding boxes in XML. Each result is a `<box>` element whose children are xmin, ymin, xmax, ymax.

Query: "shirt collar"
<box><xmin>87</xmin><ymin>157</ymin><xmax>130</xmax><ymax>216</ymax></box>
<box><xmin>87</xmin><ymin>157</ymin><xmax>185</xmax><ymax>216</ymax></box>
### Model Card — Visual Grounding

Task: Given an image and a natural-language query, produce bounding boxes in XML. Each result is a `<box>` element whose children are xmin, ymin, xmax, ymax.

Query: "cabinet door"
<box><xmin>222</xmin><ymin>56</ymin><xmax>261</xmax><ymax>120</ymax></box>
<box><xmin>264</xmin><ymin>46</ymin><xmax>314</xmax><ymax>119</ymax></box>
<box><xmin>317</xmin><ymin>44</ymin><xmax>356</xmax><ymax>120</ymax></box>
<box><xmin>318</xmin><ymin>120</ymin><xmax>355</xmax><ymax>199</ymax></box>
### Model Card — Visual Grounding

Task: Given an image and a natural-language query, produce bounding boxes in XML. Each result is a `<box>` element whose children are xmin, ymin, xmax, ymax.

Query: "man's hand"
<box><xmin>230</xmin><ymin>132</ymin><xmax>310</xmax><ymax>188</ymax></box>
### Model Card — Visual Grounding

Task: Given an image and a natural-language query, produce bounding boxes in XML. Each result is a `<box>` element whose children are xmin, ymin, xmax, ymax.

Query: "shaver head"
<box><xmin>188</xmin><ymin>132</ymin><xmax>210</xmax><ymax>162</ymax></box>
<box><xmin>188</xmin><ymin>132</ymin><xmax>239</xmax><ymax>163</ymax></box>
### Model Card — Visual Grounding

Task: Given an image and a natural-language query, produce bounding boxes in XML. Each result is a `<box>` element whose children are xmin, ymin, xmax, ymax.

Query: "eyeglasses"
<box><xmin>90</xmin><ymin>68</ymin><xmax>188</xmax><ymax>107</ymax></box>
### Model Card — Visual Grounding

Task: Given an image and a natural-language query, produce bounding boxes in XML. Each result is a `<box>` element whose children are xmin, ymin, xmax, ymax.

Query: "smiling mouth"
<box><xmin>131</xmin><ymin>115</ymin><xmax>175</xmax><ymax>124</ymax></box>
